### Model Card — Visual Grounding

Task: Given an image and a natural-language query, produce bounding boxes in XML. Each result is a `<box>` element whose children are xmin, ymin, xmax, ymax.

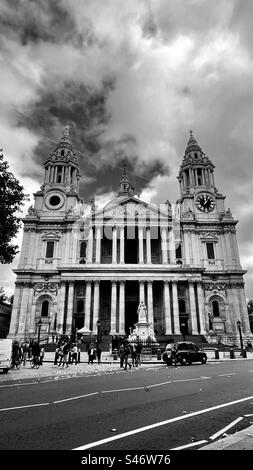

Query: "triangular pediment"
<box><xmin>42</xmin><ymin>231</ymin><xmax>61</xmax><ymax>241</ymax></box>
<box><xmin>95</xmin><ymin>195</ymin><xmax>171</xmax><ymax>222</ymax></box>
<box><xmin>200</xmin><ymin>232</ymin><xmax>218</xmax><ymax>242</ymax></box>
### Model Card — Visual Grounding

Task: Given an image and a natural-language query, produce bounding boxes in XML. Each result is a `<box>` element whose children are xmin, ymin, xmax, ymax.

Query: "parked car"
<box><xmin>162</xmin><ymin>341</ymin><xmax>207</xmax><ymax>366</ymax></box>
<box><xmin>0</xmin><ymin>338</ymin><xmax>12</xmax><ymax>373</ymax></box>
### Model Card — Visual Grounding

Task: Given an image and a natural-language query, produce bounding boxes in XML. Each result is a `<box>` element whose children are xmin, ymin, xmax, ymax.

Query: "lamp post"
<box><xmin>237</xmin><ymin>320</ymin><xmax>243</xmax><ymax>350</ymax></box>
<box><xmin>96</xmin><ymin>320</ymin><xmax>101</xmax><ymax>345</ymax></box>
<box><xmin>37</xmin><ymin>319</ymin><xmax>43</xmax><ymax>346</ymax></box>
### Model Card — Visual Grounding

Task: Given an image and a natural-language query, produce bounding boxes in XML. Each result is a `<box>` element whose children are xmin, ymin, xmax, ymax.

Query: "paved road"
<box><xmin>0</xmin><ymin>360</ymin><xmax>252</xmax><ymax>450</ymax></box>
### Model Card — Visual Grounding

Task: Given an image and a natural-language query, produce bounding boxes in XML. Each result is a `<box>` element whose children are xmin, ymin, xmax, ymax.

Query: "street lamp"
<box><xmin>96</xmin><ymin>320</ymin><xmax>101</xmax><ymax>345</ymax></box>
<box><xmin>37</xmin><ymin>319</ymin><xmax>43</xmax><ymax>346</ymax></box>
<box><xmin>237</xmin><ymin>320</ymin><xmax>243</xmax><ymax>350</ymax></box>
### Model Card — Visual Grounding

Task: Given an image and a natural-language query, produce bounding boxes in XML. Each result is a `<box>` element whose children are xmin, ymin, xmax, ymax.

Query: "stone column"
<box><xmin>95</xmin><ymin>226</ymin><xmax>102</xmax><ymax>263</ymax></box>
<box><xmin>183</xmin><ymin>231</ymin><xmax>191</xmax><ymax>264</ymax></box>
<box><xmin>84</xmin><ymin>281</ymin><xmax>92</xmax><ymax>330</ymax></box>
<box><xmin>138</xmin><ymin>226</ymin><xmax>144</xmax><ymax>263</ymax></box>
<box><xmin>189</xmin><ymin>281</ymin><xmax>198</xmax><ymax>334</ymax></box>
<box><xmin>172</xmin><ymin>281</ymin><xmax>180</xmax><ymax>334</ymax></box>
<box><xmin>57</xmin><ymin>282</ymin><xmax>66</xmax><ymax>335</ymax></box>
<box><xmin>147</xmin><ymin>281</ymin><xmax>154</xmax><ymax>328</ymax></box>
<box><xmin>8</xmin><ymin>284</ymin><xmax>22</xmax><ymax>337</ymax></box>
<box><xmin>139</xmin><ymin>281</ymin><xmax>145</xmax><ymax>303</ymax></box>
<box><xmin>17</xmin><ymin>285</ymin><xmax>30</xmax><ymax>337</ymax></box>
<box><xmin>119</xmin><ymin>281</ymin><xmax>125</xmax><ymax>335</ymax></box>
<box><xmin>161</xmin><ymin>226</ymin><xmax>168</xmax><ymax>264</ymax></box>
<box><xmin>87</xmin><ymin>225</ymin><xmax>94</xmax><ymax>263</ymax></box>
<box><xmin>168</xmin><ymin>229</ymin><xmax>176</xmax><ymax>264</ymax></box>
<box><xmin>120</xmin><ymin>226</ymin><xmax>125</xmax><ymax>263</ymax></box>
<box><xmin>110</xmin><ymin>281</ymin><xmax>117</xmax><ymax>334</ymax></box>
<box><xmin>112</xmin><ymin>226</ymin><xmax>117</xmax><ymax>263</ymax></box>
<box><xmin>196</xmin><ymin>282</ymin><xmax>207</xmax><ymax>334</ymax></box>
<box><xmin>224</xmin><ymin>229</ymin><xmax>233</xmax><ymax>268</ymax></box>
<box><xmin>164</xmin><ymin>281</ymin><xmax>172</xmax><ymax>334</ymax></box>
<box><xmin>146</xmin><ymin>227</ymin><xmax>151</xmax><ymax>263</ymax></box>
<box><xmin>66</xmin><ymin>281</ymin><xmax>74</xmax><ymax>335</ymax></box>
<box><xmin>92</xmin><ymin>281</ymin><xmax>100</xmax><ymax>332</ymax></box>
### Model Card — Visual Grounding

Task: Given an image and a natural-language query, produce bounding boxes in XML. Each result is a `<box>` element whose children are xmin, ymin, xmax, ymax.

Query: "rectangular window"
<box><xmin>206</xmin><ymin>242</ymin><xmax>215</xmax><ymax>260</ymax></box>
<box><xmin>175</xmin><ymin>243</ymin><xmax>182</xmax><ymax>259</ymax></box>
<box><xmin>46</xmin><ymin>241</ymin><xmax>54</xmax><ymax>258</ymax></box>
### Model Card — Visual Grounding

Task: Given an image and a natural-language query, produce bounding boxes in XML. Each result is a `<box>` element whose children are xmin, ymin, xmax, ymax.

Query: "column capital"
<box><xmin>172</xmin><ymin>279</ymin><xmax>178</xmax><ymax>285</ymax></box>
<box><xmin>94</xmin><ymin>280</ymin><xmax>100</xmax><ymax>286</ymax></box>
<box><xmin>119</xmin><ymin>280</ymin><xmax>126</xmax><ymax>285</ymax></box>
<box><xmin>147</xmin><ymin>280</ymin><xmax>153</xmax><ymax>285</ymax></box>
<box><xmin>163</xmin><ymin>280</ymin><xmax>170</xmax><ymax>285</ymax></box>
<box><xmin>85</xmin><ymin>279</ymin><xmax>92</xmax><ymax>285</ymax></box>
<box><xmin>68</xmin><ymin>280</ymin><xmax>75</xmax><ymax>287</ymax></box>
<box><xmin>111</xmin><ymin>280</ymin><xmax>118</xmax><ymax>286</ymax></box>
<box><xmin>188</xmin><ymin>280</ymin><xmax>195</xmax><ymax>286</ymax></box>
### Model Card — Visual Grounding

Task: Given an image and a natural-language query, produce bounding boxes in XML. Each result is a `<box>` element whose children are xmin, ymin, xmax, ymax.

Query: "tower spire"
<box><xmin>118</xmin><ymin>163</ymin><xmax>135</xmax><ymax>196</ymax></box>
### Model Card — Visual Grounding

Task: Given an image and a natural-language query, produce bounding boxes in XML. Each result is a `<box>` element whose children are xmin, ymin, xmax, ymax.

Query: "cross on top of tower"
<box><xmin>118</xmin><ymin>163</ymin><xmax>135</xmax><ymax>196</ymax></box>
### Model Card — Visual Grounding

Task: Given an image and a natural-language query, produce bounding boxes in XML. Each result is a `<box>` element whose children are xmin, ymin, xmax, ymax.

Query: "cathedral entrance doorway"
<box><xmin>124</xmin><ymin>227</ymin><xmax>138</xmax><ymax>263</ymax></box>
<box><xmin>179</xmin><ymin>315</ymin><xmax>189</xmax><ymax>338</ymax></box>
<box><xmin>125</xmin><ymin>281</ymin><xmax>139</xmax><ymax>335</ymax></box>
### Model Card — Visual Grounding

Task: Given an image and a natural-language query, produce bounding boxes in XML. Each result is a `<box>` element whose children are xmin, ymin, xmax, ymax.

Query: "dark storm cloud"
<box><xmin>0</xmin><ymin>0</ymin><xmax>86</xmax><ymax>47</ymax></box>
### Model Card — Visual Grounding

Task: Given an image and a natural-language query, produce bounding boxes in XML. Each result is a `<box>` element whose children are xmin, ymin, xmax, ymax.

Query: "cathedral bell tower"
<box><xmin>33</xmin><ymin>126</ymin><xmax>81</xmax><ymax>216</ymax></box>
<box><xmin>178</xmin><ymin>131</ymin><xmax>226</xmax><ymax>219</ymax></box>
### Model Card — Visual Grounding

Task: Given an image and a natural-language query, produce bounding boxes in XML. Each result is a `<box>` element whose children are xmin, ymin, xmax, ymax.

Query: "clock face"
<box><xmin>196</xmin><ymin>194</ymin><xmax>215</xmax><ymax>213</ymax></box>
<box><xmin>45</xmin><ymin>191</ymin><xmax>65</xmax><ymax>210</ymax></box>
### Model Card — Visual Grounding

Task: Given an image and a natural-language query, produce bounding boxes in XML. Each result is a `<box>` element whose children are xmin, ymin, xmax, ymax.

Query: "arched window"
<box><xmin>41</xmin><ymin>300</ymin><xmax>49</xmax><ymax>317</ymax></box>
<box><xmin>179</xmin><ymin>299</ymin><xmax>186</xmax><ymax>313</ymax></box>
<box><xmin>212</xmin><ymin>300</ymin><xmax>220</xmax><ymax>317</ymax></box>
<box><xmin>77</xmin><ymin>299</ymin><xmax>84</xmax><ymax>313</ymax></box>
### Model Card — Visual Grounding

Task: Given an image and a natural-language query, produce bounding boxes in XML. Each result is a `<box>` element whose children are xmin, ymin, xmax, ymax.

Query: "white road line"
<box><xmin>170</xmin><ymin>440</ymin><xmax>208</xmax><ymax>450</ymax></box>
<box><xmin>73</xmin><ymin>395</ymin><xmax>253</xmax><ymax>450</ymax></box>
<box><xmin>244</xmin><ymin>414</ymin><xmax>253</xmax><ymax>417</ymax></box>
<box><xmin>101</xmin><ymin>377</ymin><xmax>211</xmax><ymax>394</ymax></box>
<box><xmin>0</xmin><ymin>381</ymin><xmax>39</xmax><ymax>388</ymax></box>
<box><xmin>218</xmin><ymin>373</ymin><xmax>236</xmax><ymax>377</ymax></box>
<box><xmin>0</xmin><ymin>402</ymin><xmax>49</xmax><ymax>412</ymax></box>
<box><xmin>53</xmin><ymin>392</ymin><xmax>98</xmax><ymax>404</ymax></box>
<box><xmin>209</xmin><ymin>417</ymin><xmax>244</xmax><ymax>440</ymax></box>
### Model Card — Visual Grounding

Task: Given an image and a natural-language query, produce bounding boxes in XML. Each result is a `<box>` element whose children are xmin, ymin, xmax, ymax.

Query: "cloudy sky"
<box><xmin>1</xmin><ymin>0</ymin><xmax>253</xmax><ymax>299</ymax></box>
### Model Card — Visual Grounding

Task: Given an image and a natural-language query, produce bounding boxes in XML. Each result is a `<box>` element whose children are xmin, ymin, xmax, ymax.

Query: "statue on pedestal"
<box><xmin>137</xmin><ymin>301</ymin><xmax>148</xmax><ymax>323</ymax></box>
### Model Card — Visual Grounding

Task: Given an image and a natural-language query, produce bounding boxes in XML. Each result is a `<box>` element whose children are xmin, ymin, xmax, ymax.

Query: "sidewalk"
<box><xmin>200</xmin><ymin>425</ymin><xmax>253</xmax><ymax>450</ymax></box>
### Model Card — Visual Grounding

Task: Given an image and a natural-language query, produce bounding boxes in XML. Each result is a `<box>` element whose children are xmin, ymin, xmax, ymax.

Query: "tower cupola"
<box><xmin>178</xmin><ymin>131</ymin><xmax>216</xmax><ymax>195</ymax></box>
<box><xmin>43</xmin><ymin>126</ymin><xmax>80</xmax><ymax>192</ymax></box>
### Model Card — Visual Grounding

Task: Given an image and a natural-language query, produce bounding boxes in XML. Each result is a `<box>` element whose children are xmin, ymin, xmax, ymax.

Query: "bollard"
<box><xmin>157</xmin><ymin>348</ymin><xmax>161</xmax><ymax>360</ymax></box>
<box><xmin>241</xmin><ymin>348</ymin><xmax>247</xmax><ymax>358</ymax></box>
<box><xmin>230</xmin><ymin>348</ymin><xmax>235</xmax><ymax>359</ymax></box>
<box><xmin>78</xmin><ymin>349</ymin><xmax>81</xmax><ymax>363</ymax></box>
<box><xmin>68</xmin><ymin>351</ymin><xmax>71</xmax><ymax>364</ymax></box>
<box><xmin>54</xmin><ymin>351</ymin><xmax>58</xmax><ymax>365</ymax></box>
<box><xmin>214</xmin><ymin>348</ymin><xmax>219</xmax><ymax>360</ymax></box>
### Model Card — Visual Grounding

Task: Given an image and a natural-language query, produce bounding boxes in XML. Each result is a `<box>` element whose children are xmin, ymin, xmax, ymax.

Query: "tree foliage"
<box><xmin>0</xmin><ymin>150</ymin><xmax>28</xmax><ymax>263</ymax></box>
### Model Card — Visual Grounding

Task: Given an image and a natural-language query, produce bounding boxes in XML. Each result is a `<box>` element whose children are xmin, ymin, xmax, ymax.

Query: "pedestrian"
<box><xmin>22</xmin><ymin>341</ymin><xmax>29</xmax><ymax>366</ymax></box>
<box><xmin>131</xmin><ymin>343</ymin><xmax>137</xmax><ymax>367</ymax></box>
<box><xmin>118</xmin><ymin>343</ymin><xmax>125</xmax><ymax>368</ymax></box>
<box><xmin>39</xmin><ymin>347</ymin><xmax>45</xmax><ymax>365</ymax></box>
<box><xmin>31</xmin><ymin>341</ymin><xmax>41</xmax><ymax>364</ymax></box>
<box><xmin>88</xmin><ymin>344</ymin><xmax>95</xmax><ymax>364</ymax></box>
<box><xmin>135</xmin><ymin>342</ymin><xmax>142</xmax><ymax>367</ymax></box>
<box><xmin>71</xmin><ymin>344</ymin><xmax>78</xmax><ymax>365</ymax></box>
<box><xmin>123</xmin><ymin>343</ymin><xmax>132</xmax><ymax>370</ymax></box>
<box><xmin>57</xmin><ymin>343</ymin><xmax>64</xmax><ymax>366</ymax></box>
<box><xmin>96</xmin><ymin>344</ymin><xmax>102</xmax><ymax>364</ymax></box>
<box><xmin>61</xmin><ymin>342</ymin><xmax>70</xmax><ymax>368</ymax></box>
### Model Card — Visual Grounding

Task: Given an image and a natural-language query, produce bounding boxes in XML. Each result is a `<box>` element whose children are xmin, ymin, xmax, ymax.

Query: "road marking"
<box><xmin>209</xmin><ymin>416</ymin><xmax>243</xmax><ymax>440</ymax></box>
<box><xmin>244</xmin><ymin>414</ymin><xmax>253</xmax><ymax>417</ymax></box>
<box><xmin>0</xmin><ymin>402</ymin><xmax>49</xmax><ymax>412</ymax></box>
<box><xmin>218</xmin><ymin>373</ymin><xmax>236</xmax><ymax>377</ymax></box>
<box><xmin>0</xmin><ymin>381</ymin><xmax>39</xmax><ymax>388</ymax></box>
<box><xmin>101</xmin><ymin>377</ymin><xmax>211</xmax><ymax>394</ymax></box>
<box><xmin>170</xmin><ymin>440</ymin><xmax>208</xmax><ymax>450</ymax></box>
<box><xmin>53</xmin><ymin>392</ymin><xmax>99</xmax><ymax>404</ymax></box>
<box><xmin>73</xmin><ymin>395</ymin><xmax>253</xmax><ymax>450</ymax></box>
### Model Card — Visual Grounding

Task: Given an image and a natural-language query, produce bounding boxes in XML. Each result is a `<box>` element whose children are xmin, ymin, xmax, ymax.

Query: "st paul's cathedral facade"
<box><xmin>8</xmin><ymin>128</ymin><xmax>252</xmax><ymax>345</ymax></box>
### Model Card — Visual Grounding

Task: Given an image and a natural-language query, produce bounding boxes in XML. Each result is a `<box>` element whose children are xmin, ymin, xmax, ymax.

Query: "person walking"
<box><xmin>71</xmin><ymin>344</ymin><xmax>78</xmax><ymax>365</ymax></box>
<box><xmin>135</xmin><ymin>342</ymin><xmax>142</xmax><ymax>367</ymax></box>
<box><xmin>57</xmin><ymin>343</ymin><xmax>64</xmax><ymax>366</ymax></box>
<box><xmin>88</xmin><ymin>344</ymin><xmax>95</xmax><ymax>364</ymax></box>
<box><xmin>22</xmin><ymin>341</ymin><xmax>29</xmax><ymax>366</ymax></box>
<box><xmin>131</xmin><ymin>343</ymin><xmax>137</xmax><ymax>367</ymax></box>
<box><xmin>96</xmin><ymin>344</ymin><xmax>102</xmax><ymax>364</ymax></box>
<box><xmin>61</xmin><ymin>342</ymin><xmax>70</xmax><ymax>368</ymax></box>
<box><xmin>123</xmin><ymin>343</ymin><xmax>132</xmax><ymax>370</ymax></box>
<box><xmin>118</xmin><ymin>343</ymin><xmax>125</xmax><ymax>368</ymax></box>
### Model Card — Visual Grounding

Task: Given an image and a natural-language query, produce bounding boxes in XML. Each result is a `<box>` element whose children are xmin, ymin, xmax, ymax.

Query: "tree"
<box><xmin>0</xmin><ymin>150</ymin><xmax>28</xmax><ymax>263</ymax></box>
<box><xmin>247</xmin><ymin>300</ymin><xmax>253</xmax><ymax>333</ymax></box>
<box><xmin>0</xmin><ymin>287</ymin><xmax>8</xmax><ymax>302</ymax></box>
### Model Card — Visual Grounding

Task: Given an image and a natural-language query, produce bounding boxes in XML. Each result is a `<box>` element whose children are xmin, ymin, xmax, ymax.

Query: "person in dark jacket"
<box><xmin>31</xmin><ymin>341</ymin><xmax>41</xmax><ymax>361</ymax></box>
<box><xmin>123</xmin><ymin>343</ymin><xmax>132</xmax><ymax>370</ymax></box>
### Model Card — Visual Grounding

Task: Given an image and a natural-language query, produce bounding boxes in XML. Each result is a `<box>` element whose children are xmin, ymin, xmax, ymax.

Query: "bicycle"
<box><xmin>30</xmin><ymin>356</ymin><xmax>40</xmax><ymax>369</ymax></box>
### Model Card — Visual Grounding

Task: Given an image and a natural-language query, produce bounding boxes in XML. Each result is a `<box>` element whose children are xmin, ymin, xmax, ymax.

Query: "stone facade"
<box><xmin>8</xmin><ymin>129</ymin><xmax>252</xmax><ymax>344</ymax></box>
